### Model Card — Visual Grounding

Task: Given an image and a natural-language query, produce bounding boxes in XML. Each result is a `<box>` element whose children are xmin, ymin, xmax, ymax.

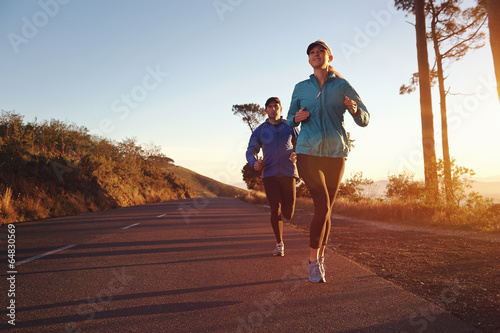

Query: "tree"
<box><xmin>241</xmin><ymin>163</ymin><xmax>263</xmax><ymax>190</ymax></box>
<box><xmin>232</xmin><ymin>103</ymin><xmax>266</xmax><ymax>132</ymax></box>
<box><xmin>232</xmin><ymin>103</ymin><xmax>266</xmax><ymax>189</ymax></box>
<box><xmin>396</xmin><ymin>0</ymin><xmax>439</xmax><ymax>195</ymax></box>
<box><xmin>0</xmin><ymin>110</ymin><xmax>35</xmax><ymax>156</ymax></box>
<box><xmin>397</xmin><ymin>0</ymin><xmax>487</xmax><ymax>202</ymax></box>
<box><xmin>436</xmin><ymin>158</ymin><xmax>476</xmax><ymax>208</ymax></box>
<box><xmin>428</xmin><ymin>0</ymin><xmax>486</xmax><ymax>202</ymax></box>
<box><xmin>485</xmin><ymin>0</ymin><xmax>500</xmax><ymax>101</ymax></box>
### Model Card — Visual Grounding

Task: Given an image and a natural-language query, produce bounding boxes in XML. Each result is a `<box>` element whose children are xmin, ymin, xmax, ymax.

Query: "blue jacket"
<box><xmin>287</xmin><ymin>72</ymin><xmax>369</xmax><ymax>158</ymax></box>
<box><xmin>246</xmin><ymin>118</ymin><xmax>300</xmax><ymax>178</ymax></box>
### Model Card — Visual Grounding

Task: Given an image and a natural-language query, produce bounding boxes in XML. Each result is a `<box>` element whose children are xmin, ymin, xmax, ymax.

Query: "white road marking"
<box><xmin>16</xmin><ymin>244</ymin><xmax>77</xmax><ymax>266</ymax></box>
<box><xmin>157</xmin><ymin>214</ymin><xmax>167</xmax><ymax>218</ymax></box>
<box><xmin>121</xmin><ymin>223</ymin><xmax>140</xmax><ymax>230</ymax></box>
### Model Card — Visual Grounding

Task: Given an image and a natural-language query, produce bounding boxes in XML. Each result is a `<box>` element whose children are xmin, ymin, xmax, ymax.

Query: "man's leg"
<box><xmin>263</xmin><ymin>177</ymin><xmax>283</xmax><ymax>243</ymax></box>
<box><xmin>279</xmin><ymin>176</ymin><xmax>296</xmax><ymax>221</ymax></box>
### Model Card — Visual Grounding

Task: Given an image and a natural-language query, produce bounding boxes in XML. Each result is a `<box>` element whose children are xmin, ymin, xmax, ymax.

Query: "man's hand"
<box><xmin>254</xmin><ymin>159</ymin><xmax>264</xmax><ymax>171</ymax></box>
<box><xmin>294</xmin><ymin>107</ymin><xmax>310</xmax><ymax>123</ymax></box>
<box><xmin>344</xmin><ymin>96</ymin><xmax>358</xmax><ymax>116</ymax></box>
<box><xmin>289</xmin><ymin>152</ymin><xmax>297</xmax><ymax>163</ymax></box>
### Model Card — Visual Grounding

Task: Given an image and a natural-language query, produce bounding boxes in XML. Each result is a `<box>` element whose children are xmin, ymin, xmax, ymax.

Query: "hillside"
<box><xmin>0</xmin><ymin>111</ymin><xmax>245</xmax><ymax>224</ymax></box>
<box><xmin>165</xmin><ymin>165</ymin><xmax>245</xmax><ymax>198</ymax></box>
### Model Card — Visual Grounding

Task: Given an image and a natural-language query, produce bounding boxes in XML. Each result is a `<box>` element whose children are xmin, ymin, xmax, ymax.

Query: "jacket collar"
<box><xmin>309</xmin><ymin>71</ymin><xmax>336</xmax><ymax>82</ymax></box>
<box><xmin>265</xmin><ymin>117</ymin><xmax>286</xmax><ymax>126</ymax></box>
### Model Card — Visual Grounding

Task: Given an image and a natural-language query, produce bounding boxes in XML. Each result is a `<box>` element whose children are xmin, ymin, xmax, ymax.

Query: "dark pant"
<box><xmin>297</xmin><ymin>154</ymin><xmax>345</xmax><ymax>249</ymax></box>
<box><xmin>262</xmin><ymin>176</ymin><xmax>296</xmax><ymax>243</ymax></box>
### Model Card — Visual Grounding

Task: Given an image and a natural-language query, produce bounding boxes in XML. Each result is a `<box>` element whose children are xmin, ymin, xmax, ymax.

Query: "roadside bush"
<box><xmin>338</xmin><ymin>172</ymin><xmax>374</xmax><ymax>201</ymax></box>
<box><xmin>385</xmin><ymin>171</ymin><xmax>424</xmax><ymax>201</ymax></box>
<box><xmin>382</xmin><ymin>159</ymin><xmax>499</xmax><ymax>231</ymax></box>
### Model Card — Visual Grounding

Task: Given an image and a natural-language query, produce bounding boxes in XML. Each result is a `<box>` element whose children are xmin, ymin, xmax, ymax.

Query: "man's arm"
<box><xmin>245</xmin><ymin>126</ymin><xmax>261</xmax><ymax>169</ymax></box>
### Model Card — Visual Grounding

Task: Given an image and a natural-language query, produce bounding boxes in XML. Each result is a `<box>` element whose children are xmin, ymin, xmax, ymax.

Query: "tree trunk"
<box><xmin>430</xmin><ymin>4</ymin><xmax>452</xmax><ymax>204</ymax></box>
<box><xmin>486</xmin><ymin>0</ymin><xmax>500</xmax><ymax>102</ymax></box>
<box><xmin>415</xmin><ymin>0</ymin><xmax>438</xmax><ymax>196</ymax></box>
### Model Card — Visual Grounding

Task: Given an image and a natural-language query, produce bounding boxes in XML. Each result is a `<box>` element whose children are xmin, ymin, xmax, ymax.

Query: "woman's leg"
<box><xmin>297</xmin><ymin>155</ymin><xmax>345</xmax><ymax>257</ymax></box>
<box><xmin>297</xmin><ymin>155</ymin><xmax>328</xmax><ymax>253</ymax></box>
<box><xmin>319</xmin><ymin>157</ymin><xmax>345</xmax><ymax>249</ymax></box>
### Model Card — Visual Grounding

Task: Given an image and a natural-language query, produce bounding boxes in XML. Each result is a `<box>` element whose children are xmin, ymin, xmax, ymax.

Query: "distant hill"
<box><xmin>371</xmin><ymin>180</ymin><xmax>500</xmax><ymax>202</ymax></box>
<box><xmin>474</xmin><ymin>175</ymin><xmax>500</xmax><ymax>182</ymax></box>
<box><xmin>471</xmin><ymin>181</ymin><xmax>500</xmax><ymax>202</ymax></box>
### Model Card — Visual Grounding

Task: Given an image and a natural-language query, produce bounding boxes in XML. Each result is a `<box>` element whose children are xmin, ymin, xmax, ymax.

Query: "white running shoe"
<box><xmin>273</xmin><ymin>242</ymin><xmax>284</xmax><ymax>256</ymax></box>
<box><xmin>308</xmin><ymin>260</ymin><xmax>325</xmax><ymax>283</ymax></box>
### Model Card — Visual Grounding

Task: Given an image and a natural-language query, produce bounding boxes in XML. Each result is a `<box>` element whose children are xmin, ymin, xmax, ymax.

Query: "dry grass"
<box><xmin>295</xmin><ymin>196</ymin><xmax>314</xmax><ymax>210</ymax></box>
<box><xmin>240</xmin><ymin>190</ymin><xmax>315</xmax><ymax>210</ymax></box>
<box><xmin>238</xmin><ymin>191</ymin><xmax>500</xmax><ymax>232</ymax></box>
<box><xmin>0</xmin><ymin>187</ymin><xmax>16</xmax><ymax>222</ymax></box>
<box><xmin>0</xmin><ymin>187</ymin><xmax>12</xmax><ymax>210</ymax></box>
<box><xmin>239</xmin><ymin>190</ymin><xmax>268</xmax><ymax>205</ymax></box>
<box><xmin>19</xmin><ymin>196</ymin><xmax>48</xmax><ymax>221</ymax></box>
<box><xmin>334</xmin><ymin>197</ymin><xmax>500</xmax><ymax>231</ymax></box>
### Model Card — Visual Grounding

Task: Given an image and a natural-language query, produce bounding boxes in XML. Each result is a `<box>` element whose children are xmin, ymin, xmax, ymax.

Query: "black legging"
<box><xmin>297</xmin><ymin>154</ymin><xmax>345</xmax><ymax>249</ymax></box>
<box><xmin>262</xmin><ymin>176</ymin><xmax>296</xmax><ymax>243</ymax></box>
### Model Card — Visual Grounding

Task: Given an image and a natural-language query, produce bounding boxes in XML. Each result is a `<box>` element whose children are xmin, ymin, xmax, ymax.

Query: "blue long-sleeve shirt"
<box><xmin>245</xmin><ymin>118</ymin><xmax>300</xmax><ymax>178</ymax></box>
<box><xmin>287</xmin><ymin>72</ymin><xmax>369</xmax><ymax>157</ymax></box>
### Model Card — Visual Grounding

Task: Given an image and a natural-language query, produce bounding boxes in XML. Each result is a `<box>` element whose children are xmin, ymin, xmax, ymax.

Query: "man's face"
<box><xmin>266</xmin><ymin>101</ymin><xmax>281</xmax><ymax>121</ymax></box>
<box><xmin>308</xmin><ymin>45</ymin><xmax>333</xmax><ymax>69</ymax></box>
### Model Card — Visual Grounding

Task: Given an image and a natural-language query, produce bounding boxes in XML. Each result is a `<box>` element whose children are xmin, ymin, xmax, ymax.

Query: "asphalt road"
<box><xmin>0</xmin><ymin>197</ymin><xmax>481</xmax><ymax>332</ymax></box>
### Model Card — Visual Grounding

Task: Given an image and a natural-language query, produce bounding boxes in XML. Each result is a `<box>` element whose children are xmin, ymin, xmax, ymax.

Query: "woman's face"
<box><xmin>308</xmin><ymin>45</ymin><xmax>333</xmax><ymax>69</ymax></box>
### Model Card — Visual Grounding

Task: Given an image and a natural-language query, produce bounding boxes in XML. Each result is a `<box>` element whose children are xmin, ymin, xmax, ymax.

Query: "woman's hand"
<box><xmin>344</xmin><ymin>96</ymin><xmax>358</xmax><ymax>116</ymax></box>
<box><xmin>294</xmin><ymin>107</ymin><xmax>310</xmax><ymax>123</ymax></box>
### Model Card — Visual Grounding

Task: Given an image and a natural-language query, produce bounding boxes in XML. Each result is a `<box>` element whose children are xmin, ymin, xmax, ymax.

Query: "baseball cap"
<box><xmin>306</xmin><ymin>40</ymin><xmax>332</xmax><ymax>55</ymax></box>
<box><xmin>265</xmin><ymin>97</ymin><xmax>281</xmax><ymax>108</ymax></box>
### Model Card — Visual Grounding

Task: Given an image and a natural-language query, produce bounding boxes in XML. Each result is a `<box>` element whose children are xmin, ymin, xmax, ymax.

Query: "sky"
<box><xmin>1</xmin><ymin>0</ymin><xmax>499</xmax><ymax>189</ymax></box>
